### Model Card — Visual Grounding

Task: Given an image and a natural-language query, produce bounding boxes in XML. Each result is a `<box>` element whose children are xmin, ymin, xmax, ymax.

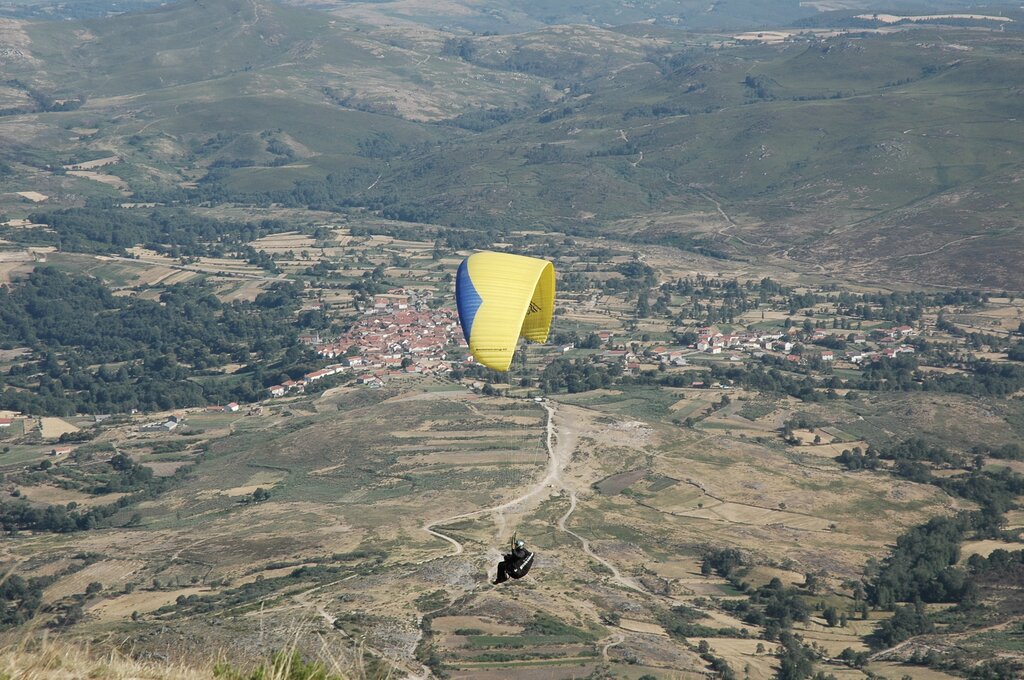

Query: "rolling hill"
<box><xmin>2</xmin><ymin>0</ymin><xmax>1023</xmax><ymax>290</ymax></box>
<box><xmin>357</xmin><ymin>25</ymin><xmax>1024</xmax><ymax>288</ymax></box>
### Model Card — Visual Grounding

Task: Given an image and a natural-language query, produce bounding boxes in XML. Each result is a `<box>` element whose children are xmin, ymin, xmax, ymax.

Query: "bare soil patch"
<box><xmin>617</xmin><ymin>619</ymin><xmax>668</xmax><ymax>636</ymax></box>
<box><xmin>66</xmin><ymin>170</ymin><xmax>130</xmax><ymax>193</ymax></box>
<box><xmin>222</xmin><ymin>471</ymin><xmax>288</xmax><ymax>497</ymax></box>
<box><xmin>867</xmin><ymin>662</ymin><xmax>962</xmax><ymax>680</ymax></box>
<box><xmin>432</xmin><ymin>616</ymin><xmax>520</xmax><ymax>636</ymax></box>
<box><xmin>64</xmin><ymin>156</ymin><xmax>119</xmax><ymax>170</ymax></box>
<box><xmin>701</xmin><ymin>637</ymin><xmax>778</xmax><ymax>680</ymax></box>
<box><xmin>595</xmin><ymin>469</ymin><xmax>647</xmax><ymax>495</ymax></box>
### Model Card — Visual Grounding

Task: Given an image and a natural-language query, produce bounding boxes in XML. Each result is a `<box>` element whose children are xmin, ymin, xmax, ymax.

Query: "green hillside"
<box><xmin>2</xmin><ymin>0</ymin><xmax>1024</xmax><ymax>289</ymax></box>
<box><xmin>358</xmin><ymin>27</ymin><xmax>1024</xmax><ymax>288</ymax></box>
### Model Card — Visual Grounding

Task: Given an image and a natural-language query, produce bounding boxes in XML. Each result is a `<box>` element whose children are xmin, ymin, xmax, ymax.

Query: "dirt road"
<box><xmin>422</xmin><ymin>399</ymin><xmax>572</xmax><ymax>556</ymax></box>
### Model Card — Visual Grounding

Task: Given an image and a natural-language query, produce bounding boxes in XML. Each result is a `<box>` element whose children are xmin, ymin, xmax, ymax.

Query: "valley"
<box><xmin>0</xmin><ymin>1</ymin><xmax>1023</xmax><ymax>678</ymax></box>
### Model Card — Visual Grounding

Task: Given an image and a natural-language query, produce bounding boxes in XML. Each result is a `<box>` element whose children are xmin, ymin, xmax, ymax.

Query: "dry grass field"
<box><xmin>39</xmin><ymin>417</ymin><xmax>79</xmax><ymax>439</ymax></box>
<box><xmin>701</xmin><ymin>638</ymin><xmax>778</xmax><ymax>679</ymax></box>
<box><xmin>65</xmin><ymin>170</ymin><xmax>130</xmax><ymax>193</ymax></box>
<box><xmin>0</xmin><ymin>639</ymin><xmax>209</xmax><ymax>680</ymax></box>
<box><xmin>87</xmin><ymin>586</ymin><xmax>208</xmax><ymax>622</ymax></box>
<box><xmin>43</xmin><ymin>560</ymin><xmax>145</xmax><ymax>602</ymax></box>
<box><xmin>15</xmin><ymin>485</ymin><xmax>127</xmax><ymax>508</ymax></box>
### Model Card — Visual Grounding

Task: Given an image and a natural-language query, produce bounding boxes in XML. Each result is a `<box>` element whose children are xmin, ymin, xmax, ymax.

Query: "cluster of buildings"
<box><xmin>692</xmin><ymin>324</ymin><xmax>919</xmax><ymax>365</ymax></box>
<box><xmin>140</xmin><ymin>415</ymin><xmax>179</xmax><ymax>432</ymax></box>
<box><xmin>268</xmin><ymin>289</ymin><xmax>463</xmax><ymax>396</ymax></box>
<box><xmin>267</xmin><ymin>365</ymin><xmax>348</xmax><ymax>397</ymax></box>
<box><xmin>596</xmin><ymin>346</ymin><xmax>690</xmax><ymax>374</ymax></box>
<box><xmin>268</xmin><ymin>287</ymin><xmax>930</xmax><ymax>398</ymax></box>
<box><xmin>695</xmin><ymin>328</ymin><xmax>792</xmax><ymax>354</ymax></box>
<box><xmin>847</xmin><ymin>344</ymin><xmax>917</xmax><ymax>364</ymax></box>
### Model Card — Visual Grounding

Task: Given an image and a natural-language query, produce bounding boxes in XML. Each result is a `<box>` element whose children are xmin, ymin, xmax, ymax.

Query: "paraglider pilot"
<box><xmin>493</xmin><ymin>538</ymin><xmax>534</xmax><ymax>584</ymax></box>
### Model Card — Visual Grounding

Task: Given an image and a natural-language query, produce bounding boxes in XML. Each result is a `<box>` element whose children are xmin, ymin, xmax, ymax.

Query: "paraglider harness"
<box><xmin>493</xmin><ymin>534</ymin><xmax>534</xmax><ymax>584</ymax></box>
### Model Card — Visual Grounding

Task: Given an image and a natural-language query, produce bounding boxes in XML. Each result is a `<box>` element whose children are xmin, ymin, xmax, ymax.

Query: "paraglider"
<box><xmin>455</xmin><ymin>251</ymin><xmax>555</xmax><ymax>372</ymax></box>
<box><xmin>492</xmin><ymin>536</ymin><xmax>534</xmax><ymax>585</ymax></box>
<box><xmin>455</xmin><ymin>252</ymin><xmax>554</xmax><ymax>584</ymax></box>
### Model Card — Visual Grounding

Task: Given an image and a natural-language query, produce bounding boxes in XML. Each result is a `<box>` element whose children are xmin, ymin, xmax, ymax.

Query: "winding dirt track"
<box><xmin>557</xmin><ymin>489</ymin><xmax>646</xmax><ymax>594</ymax></box>
<box><xmin>421</xmin><ymin>399</ymin><xmax>570</xmax><ymax>556</ymax></box>
<box><xmin>423</xmin><ymin>398</ymin><xmax>652</xmax><ymax>599</ymax></box>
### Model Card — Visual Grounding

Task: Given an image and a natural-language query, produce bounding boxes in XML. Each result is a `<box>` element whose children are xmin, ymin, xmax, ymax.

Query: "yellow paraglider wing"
<box><xmin>456</xmin><ymin>252</ymin><xmax>555</xmax><ymax>372</ymax></box>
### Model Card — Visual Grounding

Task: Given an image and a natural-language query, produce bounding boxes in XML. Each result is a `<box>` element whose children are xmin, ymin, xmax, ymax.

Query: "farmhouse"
<box><xmin>142</xmin><ymin>416</ymin><xmax>178</xmax><ymax>432</ymax></box>
<box><xmin>358</xmin><ymin>374</ymin><xmax>384</xmax><ymax>388</ymax></box>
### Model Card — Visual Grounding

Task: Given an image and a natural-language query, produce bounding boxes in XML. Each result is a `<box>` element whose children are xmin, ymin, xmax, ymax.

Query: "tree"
<box><xmin>803</xmin><ymin>572</ymin><xmax>819</xmax><ymax>594</ymax></box>
<box><xmin>58</xmin><ymin>604</ymin><xmax>85</xmax><ymax>627</ymax></box>
<box><xmin>637</xmin><ymin>292</ymin><xmax>651</xmax><ymax>318</ymax></box>
<box><xmin>775</xmin><ymin>632</ymin><xmax>815</xmax><ymax>680</ymax></box>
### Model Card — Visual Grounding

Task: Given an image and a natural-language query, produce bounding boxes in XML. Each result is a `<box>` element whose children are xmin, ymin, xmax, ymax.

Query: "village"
<box><xmin>271</xmin><ymin>281</ymin><xmax>926</xmax><ymax>394</ymax></box>
<box><xmin>270</xmin><ymin>289</ymin><xmax>462</xmax><ymax>394</ymax></box>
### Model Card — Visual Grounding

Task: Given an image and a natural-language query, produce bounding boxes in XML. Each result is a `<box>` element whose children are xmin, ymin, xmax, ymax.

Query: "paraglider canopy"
<box><xmin>455</xmin><ymin>252</ymin><xmax>555</xmax><ymax>372</ymax></box>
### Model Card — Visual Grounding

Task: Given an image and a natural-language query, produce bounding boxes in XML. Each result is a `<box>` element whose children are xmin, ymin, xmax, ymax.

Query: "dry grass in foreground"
<box><xmin>0</xmin><ymin>636</ymin><xmax>370</xmax><ymax>680</ymax></box>
<box><xmin>0</xmin><ymin>636</ymin><xmax>206</xmax><ymax>679</ymax></box>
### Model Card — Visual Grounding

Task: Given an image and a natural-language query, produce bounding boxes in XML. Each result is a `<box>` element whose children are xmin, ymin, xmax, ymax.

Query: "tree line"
<box><xmin>0</xmin><ymin>269</ymin><xmax>307</xmax><ymax>414</ymax></box>
<box><xmin>20</xmin><ymin>207</ymin><xmax>291</xmax><ymax>259</ymax></box>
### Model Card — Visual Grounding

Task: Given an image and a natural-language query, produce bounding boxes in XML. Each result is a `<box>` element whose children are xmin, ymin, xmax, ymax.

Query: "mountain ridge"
<box><xmin>2</xmin><ymin>0</ymin><xmax>1023</xmax><ymax>288</ymax></box>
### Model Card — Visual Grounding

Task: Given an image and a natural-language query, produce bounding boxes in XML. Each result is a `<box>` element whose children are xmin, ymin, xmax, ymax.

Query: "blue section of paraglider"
<box><xmin>455</xmin><ymin>258</ymin><xmax>482</xmax><ymax>344</ymax></box>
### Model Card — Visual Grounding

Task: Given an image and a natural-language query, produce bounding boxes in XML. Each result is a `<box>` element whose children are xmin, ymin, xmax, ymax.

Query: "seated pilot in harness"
<box><xmin>492</xmin><ymin>538</ymin><xmax>534</xmax><ymax>585</ymax></box>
